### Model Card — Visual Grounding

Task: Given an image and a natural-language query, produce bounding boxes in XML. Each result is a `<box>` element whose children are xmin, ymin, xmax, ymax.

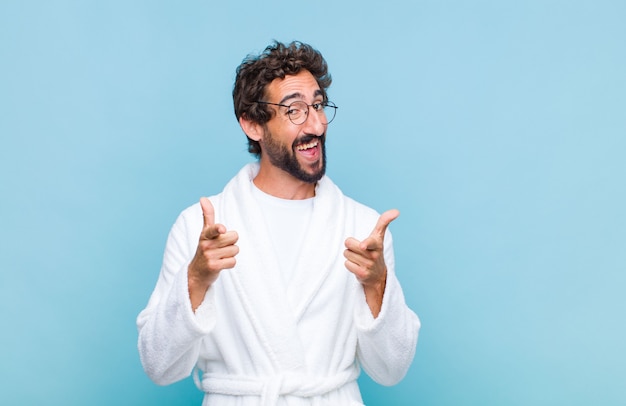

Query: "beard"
<box><xmin>262</xmin><ymin>132</ymin><xmax>327</xmax><ymax>184</ymax></box>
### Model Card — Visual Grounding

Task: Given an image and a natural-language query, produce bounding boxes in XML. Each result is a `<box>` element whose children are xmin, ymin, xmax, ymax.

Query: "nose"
<box><xmin>301</xmin><ymin>105</ymin><xmax>326</xmax><ymax>135</ymax></box>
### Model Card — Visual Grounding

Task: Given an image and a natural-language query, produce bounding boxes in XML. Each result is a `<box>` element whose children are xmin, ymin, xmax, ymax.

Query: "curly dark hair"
<box><xmin>233</xmin><ymin>41</ymin><xmax>332</xmax><ymax>157</ymax></box>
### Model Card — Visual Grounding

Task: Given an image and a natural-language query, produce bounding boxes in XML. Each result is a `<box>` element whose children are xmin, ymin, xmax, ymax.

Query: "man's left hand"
<box><xmin>344</xmin><ymin>209</ymin><xmax>399</xmax><ymax>316</ymax></box>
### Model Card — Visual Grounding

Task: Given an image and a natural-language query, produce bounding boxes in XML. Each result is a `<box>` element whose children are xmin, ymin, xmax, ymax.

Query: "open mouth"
<box><xmin>295</xmin><ymin>139</ymin><xmax>319</xmax><ymax>151</ymax></box>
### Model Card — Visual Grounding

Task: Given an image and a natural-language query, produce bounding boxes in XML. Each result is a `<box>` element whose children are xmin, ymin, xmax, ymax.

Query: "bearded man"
<box><xmin>137</xmin><ymin>41</ymin><xmax>420</xmax><ymax>406</ymax></box>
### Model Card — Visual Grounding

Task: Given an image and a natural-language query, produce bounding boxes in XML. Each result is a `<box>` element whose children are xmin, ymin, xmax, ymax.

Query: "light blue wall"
<box><xmin>1</xmin><ymin>1</ymin><xmax>624</xmax><ymax>405</ymax></box>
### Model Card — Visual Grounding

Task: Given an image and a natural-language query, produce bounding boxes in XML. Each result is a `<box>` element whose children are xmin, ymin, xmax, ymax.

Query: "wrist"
<box><xmin>363</xmin><ymin>276</ymin><xmax>386</xmax><ymax>297</ymax></box>
<box><xmin>187</xmin><ymin>266</ymin><xmax>215</xmax><ymax>312</ymax></box>
<box><xmin>362</xmin><ymin>272</ymin><xmax>387</xmax><ymax>318</ymax></box>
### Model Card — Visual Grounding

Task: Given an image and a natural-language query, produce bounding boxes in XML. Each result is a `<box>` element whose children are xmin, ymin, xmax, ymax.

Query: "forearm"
<box><xmin>356</xmin><ymin>272</ymin><xmax>420</xmax><ymax>385</ymax></box>
<box><xmin>362</xmin><ymin>273</ymin><xmax>386</xmax><ymax>318</ymax></box>
<box><xmin>137</xmin><ymin>267</ymin><xmax>215</xmax><ymax>385</ymax></box>
<box><xmin>188</xmin><ymin>268</ymin><xmax>214</xmax><ymax>312</ymax></box>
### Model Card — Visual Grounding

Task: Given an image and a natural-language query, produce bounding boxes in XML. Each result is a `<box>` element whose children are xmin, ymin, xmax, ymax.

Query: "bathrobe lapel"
<box><xmin>215</xmin><ymin>164</ymin><xmax>306</xmax><ymax>373</ymax></box>
<box><xmin>287</xmin><ymin>175</ymin><xmax>349</xmax><ymax>322</ymax></box>
<box><xmin>214</xmin><ymin>164</ymin><xmax>352</xmax><ymax>373</ymax></box>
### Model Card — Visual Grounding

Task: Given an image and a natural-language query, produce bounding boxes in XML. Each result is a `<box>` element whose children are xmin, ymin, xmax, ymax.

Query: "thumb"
<box><xmin>200</xmin><ymin>197</ymin><xmax>215</xmax><ymax>228</ymax></box>
<box><xmin>200</xmin><ymin>197</ymin><xmax>225</xmax><ymax>240</ymax></box>
<box><xmin>370</xmin><ymin>209</ymin><xmax>400</xmax><ymax>239</ymax></box>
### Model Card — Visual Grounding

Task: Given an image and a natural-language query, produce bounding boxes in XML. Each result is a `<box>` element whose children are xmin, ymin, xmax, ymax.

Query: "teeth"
<box><xmin>296</xmin><ymin>140</ymin><xmax>318</xmax><ymax>151</ymax></box>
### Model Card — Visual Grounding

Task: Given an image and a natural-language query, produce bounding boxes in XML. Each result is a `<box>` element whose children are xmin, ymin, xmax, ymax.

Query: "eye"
<box><xmin>287</xmin><ymin>107</ymin><xmax>302</xmax><ymax>116</ymax></box>
<box><xmin>286</xmin><ymin>101</ymin><xmax>307</xmax><ymax>118</ymax></box>
<box><xmin>311</xmin><ymin>103</ymin><xmax>323</xmax><ymax>112</ymax></box>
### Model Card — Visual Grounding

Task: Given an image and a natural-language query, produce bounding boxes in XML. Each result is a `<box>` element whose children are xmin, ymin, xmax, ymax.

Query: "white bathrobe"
<box><xmin>137</xmin><ymin>164</ymin><xmax>420</xmax><ymax>406</ymax></box>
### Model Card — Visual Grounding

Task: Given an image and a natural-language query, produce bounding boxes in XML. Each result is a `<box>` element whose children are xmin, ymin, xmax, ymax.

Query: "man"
<box><xmin>137</xmin><ymin>41</ymin><xmax>420</xmax><ymax>406</ymax></box>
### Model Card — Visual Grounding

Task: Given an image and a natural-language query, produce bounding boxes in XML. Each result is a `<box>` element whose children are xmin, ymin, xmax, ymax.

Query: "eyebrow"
<box><xmin>278</xmin><ymin>89</ymin><xmax>324</xmax><ymax>105</ymax></box>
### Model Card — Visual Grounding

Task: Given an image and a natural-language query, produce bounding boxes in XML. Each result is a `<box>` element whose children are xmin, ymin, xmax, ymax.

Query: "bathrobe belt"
<box><xmin>195</xmin><ymin>367</ymin><xmax>360</xmax><ymax>406</ymax></box>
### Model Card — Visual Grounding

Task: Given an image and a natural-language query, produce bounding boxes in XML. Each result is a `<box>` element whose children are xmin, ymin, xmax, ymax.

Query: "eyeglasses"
<box><xmin>255</xmin><ymin>100</ymin><xmax>338</xmax><ymax>125</ymax></box>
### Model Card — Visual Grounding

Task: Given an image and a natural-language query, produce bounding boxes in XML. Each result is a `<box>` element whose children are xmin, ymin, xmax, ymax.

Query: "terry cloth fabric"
<box><xmin>137</xmin><ymin>163</ymin><xmax>421</xmax><ymax>406</ymax></box>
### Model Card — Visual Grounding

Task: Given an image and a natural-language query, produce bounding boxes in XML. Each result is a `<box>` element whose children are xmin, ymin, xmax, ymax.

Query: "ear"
<box><xmin>239</xmin><ymin>115</ymin><xmax>264</xmax><ymax>142</ymax></box>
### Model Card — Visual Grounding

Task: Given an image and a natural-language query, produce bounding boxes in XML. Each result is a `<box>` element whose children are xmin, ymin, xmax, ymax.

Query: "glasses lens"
<box><xmin>287</xmin><ymin>101</ymin><xmax>308</xmax><ymax>125</ymax></box>
<box><xmin>323</xmin><ymin>101</ymin><xmax>337</xmax><ymax>124</ymax></box>
<box><xmin>285</xmin><ymin>101</ymin><xmax>337</xmax><ymax>125</ymax></box>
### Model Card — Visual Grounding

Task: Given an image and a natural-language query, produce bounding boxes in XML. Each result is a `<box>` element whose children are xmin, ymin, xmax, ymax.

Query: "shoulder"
<box><xmin>343</xmin><ymin>193</ymin><xmax>380</xmax><ymax>221</ymax></box>
<box><xmin>332</xmin><ymin>180</ymin><xmax>380</xmax><ymax>219</ymax></box>
<box><xmin>321</xmin><ymin>176</ymin><xmax>382</xmax><ymax>238</ymax></box>
<box><xmin>176</xmin><ymin>163</ymin><xmax>256</xmax><ymax>223</ymax></box>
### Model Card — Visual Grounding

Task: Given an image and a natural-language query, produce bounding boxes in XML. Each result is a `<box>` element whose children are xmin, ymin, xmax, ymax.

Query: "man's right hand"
<box><xmin>188</xmin><ymin>197</ymin><xmax>239</xmax><ymax>311</ymax></box>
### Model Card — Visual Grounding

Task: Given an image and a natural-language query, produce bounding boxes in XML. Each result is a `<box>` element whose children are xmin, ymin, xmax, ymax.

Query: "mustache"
<box><xmin>292</xmin><ymin>134</ymin><xmax>325</xmax><ymax>148</ymax></box>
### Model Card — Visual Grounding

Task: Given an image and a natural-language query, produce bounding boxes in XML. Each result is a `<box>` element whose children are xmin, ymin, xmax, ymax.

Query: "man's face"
<box><xmin>260</xmin><ymin>70</ymin><xmax>328</xmax><ymax>184</ymax></box>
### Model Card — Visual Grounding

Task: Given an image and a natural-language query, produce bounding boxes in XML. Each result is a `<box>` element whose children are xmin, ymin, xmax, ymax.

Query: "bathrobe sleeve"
<box><xmin>136</xmin><ymin>204</ymin><xmax>216</xmax><ymax>385</ymax></box>
<box><xmin>354</xmin><ymin>232</ymin><xmax>421</xmax><ymax>386</ymax></box>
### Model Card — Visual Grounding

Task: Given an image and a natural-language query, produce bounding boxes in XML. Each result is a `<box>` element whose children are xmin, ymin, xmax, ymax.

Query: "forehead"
<box><xmin>266</xmin><ymin>70</ymin><xmax>322</xmax><ymax>104</ymax></box>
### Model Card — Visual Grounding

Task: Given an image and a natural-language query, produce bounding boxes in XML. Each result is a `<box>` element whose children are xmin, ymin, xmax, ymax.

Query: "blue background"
<box><xmin>1</xmin><ymin>1</ymin><xmax>624</xmax><ymax>405</ymax></box>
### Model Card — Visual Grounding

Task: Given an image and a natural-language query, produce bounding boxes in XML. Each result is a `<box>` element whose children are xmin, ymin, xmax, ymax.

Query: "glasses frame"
<box><xmin>255</xmin><ymin>100</ymin><xmax>338</xmax><ymax>125</ymax></box>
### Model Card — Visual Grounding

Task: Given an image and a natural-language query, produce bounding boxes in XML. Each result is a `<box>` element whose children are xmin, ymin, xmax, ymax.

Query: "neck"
<box><xmin>253</xmin><ymin>164</ymin><xmax>316</xmax><ymax>200</ymax></box>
